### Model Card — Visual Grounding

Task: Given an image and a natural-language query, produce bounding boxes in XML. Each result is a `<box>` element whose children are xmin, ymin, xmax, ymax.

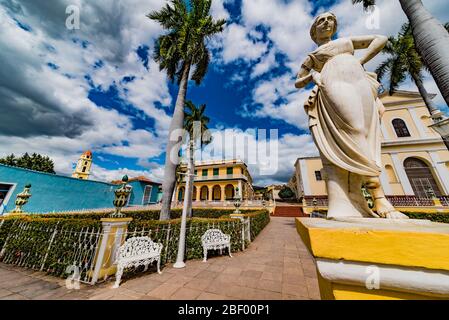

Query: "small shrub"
<box><xmin>404</xmin><ymin>212</ymin><xmax>449</xmax><ymax>224</ymax></box>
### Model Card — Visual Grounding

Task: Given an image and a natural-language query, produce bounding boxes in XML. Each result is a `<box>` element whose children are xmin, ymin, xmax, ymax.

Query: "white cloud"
<box><xmin>219</xmin><ymin>23</ymin><xmax>268</xmax><ymax>63</ymax></box>
<box><xmin>251</xmin><ymin>49</ymin><xmax>278</xmax><ymax>79</ymax></box>
<box><xmin>0</xmin><ymin>1</ymin><xmax>172</xmax><ymax>180</ymax></box>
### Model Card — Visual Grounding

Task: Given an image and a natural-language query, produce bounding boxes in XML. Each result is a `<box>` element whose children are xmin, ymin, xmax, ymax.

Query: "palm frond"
<box><xmin>352</xmin><ymin>0</ymin><xmax>376</xmax><ymax>10</ymax></box>
<box><xmin>375</xmin><ymin>58</ymin><xmax>392</xmax><ymax>82</ymax></box>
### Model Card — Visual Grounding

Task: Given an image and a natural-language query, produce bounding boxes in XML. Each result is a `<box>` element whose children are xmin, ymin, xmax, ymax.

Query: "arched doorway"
<box><xmin>404</xmin><ymin>158</ymin><xmax>442</xmax><ymax>197</ymax></box>
<box><xmin>192</xmin><ymin>186</ymin><xmax>197</xmax><ymax>201</ymax></box>
<box><xmin>212</xmin><ymin>185</ymin><xmax>221</xmax><ymax>201</ymax></box>
<box><xmin>178</xmin><ymin>186</ymin><xmax>185</xmax><ymax>201</ymax></box>
<box><xmin>225</xmin><ymin>184</ymin><xmax>235</xmax><ymax>200</ymax></box>
<box><xmin>200</xmin><ymin>186</ymin><xmax>209</xmax><ymax>201</ymax></box>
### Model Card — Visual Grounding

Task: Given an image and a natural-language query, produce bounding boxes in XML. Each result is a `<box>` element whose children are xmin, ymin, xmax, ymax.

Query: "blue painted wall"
<box><xmin>127</xmin><ymin>181</ymin><xmax>161</xmax><ymax>206</ymax></box>
<box><xmin>0</xmin><ymin>164</ymin><xmax>161</xmax><ymax>214</ymax></box>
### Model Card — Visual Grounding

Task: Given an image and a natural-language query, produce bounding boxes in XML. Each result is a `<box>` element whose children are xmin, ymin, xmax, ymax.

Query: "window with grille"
<box><xmin>404</xmin><ymin>157</ymin><xmax>442</xmax><ymax>197</ymax></box>
<box><xmin>392</xmin><ymin>119</ymin><xmax>411</xmax><ymax>137</ymax></box>
<box><xmin>213</xmin><ymin>168</ymin><xmax>219</xmax><ymax>176</ymax></box>
<box><xmin>202</xmin><ymin>169</ymin><xmax>208</xmax><ymax>177</ymax></box>
<box><xmin>142</xmin><ymin>185</ymin><xmax>153</xmax><ymax>205</ymax></box>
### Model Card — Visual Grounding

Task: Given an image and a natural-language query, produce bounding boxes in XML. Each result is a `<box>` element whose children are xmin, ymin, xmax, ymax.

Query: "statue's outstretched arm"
<box><xmin>295</xmin><ymin>56</ymin><xmax>314</xmax><ymax>89</ymax></box>
<box><xmin>351</xmin><ymin>35</ymin><xmax>387</xmax><ymax>66</ymax></box>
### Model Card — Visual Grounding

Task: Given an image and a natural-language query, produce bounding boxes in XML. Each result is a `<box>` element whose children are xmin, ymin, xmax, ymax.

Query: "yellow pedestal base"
<box><xmin>296</xmin><ymin>217</ymin><xmax>449</xmax><ymax>300</ymax></box>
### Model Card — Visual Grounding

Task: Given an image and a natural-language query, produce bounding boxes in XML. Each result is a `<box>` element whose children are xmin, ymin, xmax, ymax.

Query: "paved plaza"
<box><xmin>0</xmin><ymin>217</ymin><xmax>320</xmax><ymax>300</ymax></box>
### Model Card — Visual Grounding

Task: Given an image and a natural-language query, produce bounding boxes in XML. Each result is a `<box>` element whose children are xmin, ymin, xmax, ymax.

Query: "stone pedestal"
<box><xmin>90</xmin><ymin>217</ymin><xmax>133</xmax><ymax>283</ymax></box>
<box><xmin>296</xmin><ymin>217</ymin><xmax>449</xmax><ymax>300</ymax></box>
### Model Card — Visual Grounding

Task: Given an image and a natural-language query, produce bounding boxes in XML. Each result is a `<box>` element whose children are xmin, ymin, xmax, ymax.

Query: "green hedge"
<box><xmin>404</xmin><ymin>212</ymin><xmax>449</xmax><ymax>224</ymax></box>
<box><xmin>236</xmin><ymin>211</ymin><xmax>271</xmax><ymax>241</ymax></box>
<box><xmin>0</xmin><ymin>217</ymin><xmax>100</xmax><ymax>278</ymax></box>
<box><xmin>30</xmin><ymin>208</ymin><xmax>261</xmax><ymax>221</ymax></box>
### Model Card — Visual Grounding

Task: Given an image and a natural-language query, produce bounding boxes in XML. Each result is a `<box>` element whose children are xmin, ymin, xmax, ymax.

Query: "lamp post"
<box><xmin>111</xmin><ymin>176</ymin><xmax>131</xmax><ymax>218</ymax></box>
<box><xmin>8</xmin><ymin>184</ymin><xmax>32</xmax><ymax>215</ymax></box>
<box><xmin>173</xmin><ymin>144</ymin><xmax>195</xmax><ymax>269</ymax></box>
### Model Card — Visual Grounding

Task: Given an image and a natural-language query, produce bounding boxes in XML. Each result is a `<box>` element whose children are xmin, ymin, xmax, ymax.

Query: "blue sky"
<box><xmin>0</xmin><ymin>0</ymin><xmax>448</xmax><ymax>186</ymax></box>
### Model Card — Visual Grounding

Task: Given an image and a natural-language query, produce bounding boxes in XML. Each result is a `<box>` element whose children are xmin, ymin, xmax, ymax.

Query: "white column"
<box><xmin>429</xmin><ymin>152</ymin><xmax>449</xmax><ymax>195</ymax></box>
<box><xmin>299</xmin><ymin>159</ymin><xmax>311</xmax><ymax>195</ymax></box>
<box><xmin>409</xmin><ymin>108</ymin><xmax>427</xmax><ymax>138</ymax></box>
<box><xmin>238</xmin><ymin>180</ymin><xmax>243</xmax><ymax>198</ymax></box>
<box><xmin>391</xmin><ymin>153</ymin><xmax>414</xmax><ymax>195</ymax></box>
<box><xmin>379</xmin><ymin>167</ymin><xmax>392</xmax><ymax>195</ymax></box>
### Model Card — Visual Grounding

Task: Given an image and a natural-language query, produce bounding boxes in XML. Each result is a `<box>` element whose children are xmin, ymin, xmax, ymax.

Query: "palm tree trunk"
<box><xmin>399</xmin><ymin>0</ymin><xmax>449</xmax><ymax>106</ymax></box>
<box><xmin>410</xmin><ymin>73</ymin><xmax>439</xmax><ymax>116</ymax></box>
<box><xmin>160</xmin><ymin>63</ymin><xmax>191</xmax><ymax>221</ymax></box>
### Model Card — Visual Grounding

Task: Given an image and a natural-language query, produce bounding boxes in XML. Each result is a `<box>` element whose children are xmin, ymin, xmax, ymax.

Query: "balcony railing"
<box><xmin>181</xmin><ymin>174</ymin><xmax>248</xmax><ymax>182</ymax></box>
<box><xmin>303</xmin><ymin>195</ymin><xmax>449</xmax><ymax>207</ymax></box>
<box><xmin>171</xmin><ymin>200</ymin><xmax>273</xmax><ymax>208</ymax></box>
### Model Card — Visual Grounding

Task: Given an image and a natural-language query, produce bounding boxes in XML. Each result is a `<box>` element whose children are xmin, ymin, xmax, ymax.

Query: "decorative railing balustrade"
<box><xmin>302</xmin><ymin>195</ymin><xmax>448</xmax><ymax>208</ymax></box>
<box><xmin>439</xmin><ymin>196</ymin><xmax>449</xmax><ymax>207</ymax></box>
<box><xmin>171</xmin><ymin>200</ymin><xmax>273</xmax><ymax>208</ymax></box>
<box><xmin>386</xmin><ymin>196</ymin><xmax>435</xmax><ymax>207</ymax></box>
<box><xmin>303</xmin><ymin>196</ymin><xmax>329</xmax><ymax>207</ymax></box>
<box><xmin>180</xmin><ymin>174</ymin><xmax>249</xmax><ymax>182</ymax></box>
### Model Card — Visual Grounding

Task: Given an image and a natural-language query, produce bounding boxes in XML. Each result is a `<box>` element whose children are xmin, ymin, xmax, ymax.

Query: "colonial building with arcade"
<box><xmin>175</xmin><ymin>159</ymin><xmax>254</xmax><ymax>203</ymax></box>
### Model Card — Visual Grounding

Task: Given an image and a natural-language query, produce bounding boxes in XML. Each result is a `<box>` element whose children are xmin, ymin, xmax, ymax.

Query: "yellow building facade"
<box><xmin>175</xmin><ymin>159</ymin><xmax>254</xmax><ymax>202</ymax></box>
<box><xmin>72</xmin><ymin>150</ymin><xmax>93</xmax><ymax>180</ymax></box>
<box><xmin>290</xmin><ymin>90</ymin><xmax>449</xmax><ymax>204</ymax></box>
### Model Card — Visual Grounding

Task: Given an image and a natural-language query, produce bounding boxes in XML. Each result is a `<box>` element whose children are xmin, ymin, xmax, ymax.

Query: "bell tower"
<box><xmin>72</xmin><ymin>150</ymin><xmax>92</xmax><ymax>180</ymax></box>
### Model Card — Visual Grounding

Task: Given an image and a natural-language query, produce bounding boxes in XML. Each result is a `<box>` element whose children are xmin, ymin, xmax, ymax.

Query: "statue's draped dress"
<box><xmin>305</xmin><ymin>38</ymin><xmax>384</xmax><ymax>178</ymax></box>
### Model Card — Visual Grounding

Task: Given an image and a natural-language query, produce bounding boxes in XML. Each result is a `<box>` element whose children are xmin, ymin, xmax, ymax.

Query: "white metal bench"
<box><xmin>201</xmin><ymin>229</ymin><xmax>232</xmax><ymax>262</ymax></box>
<box><xmin>113</xmin><ymin>236</ymin><xmax>163</xmax><ymax>288</ymax></box>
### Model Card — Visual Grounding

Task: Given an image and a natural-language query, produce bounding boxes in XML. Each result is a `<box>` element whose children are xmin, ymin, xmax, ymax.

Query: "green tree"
<box><xmin>279</xmin><ymin>186</ymin><xmax>294</xmax><ymax>200</ymax></box>
<box><xmin>353</xmin><ymin>0</ymin><xmax>449</xmax><ymax>107</ymax></box>
<box><xmin>0</xmin><ymin>153</ymin><xmax>55</xmax><ymax>174</ymax></box>
<box><xmin>148</xmin><ymin>0</ymin><xmax>226</xmax><ymax>220</ymax></box>
<box><xmin>376</xmin><ymin>23</ymin><xmax>449</xmax><ymax>116</ymax></box>
<box><xmin>0</xmin><ymin>154</ymin><xmax>17</xmax><ymax>166</ymax></box>
<box><xmin>183</xmin><ymin>100</ymin><xmax>212</xmax><ymax>217</ymax></box>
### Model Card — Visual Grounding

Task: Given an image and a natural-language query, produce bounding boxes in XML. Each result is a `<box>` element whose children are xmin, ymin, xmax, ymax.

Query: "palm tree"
<box><xmin>376</xmin><ymin>23</ymin><xmax>441</xmax><ymax>115</ymax></box>
<box><xmin>148</xmin><ymin>0</ymin><xmax>226</xmax><ymax>220</ymax></box>
<box><xmin>183</xmin><ymin>101</ymin><xmax>212</xmax><ymax>217</ymax></box>
<box><xmin>353</xmin><ymin>0</ymin><xmax>449</xmax><ymax>107</ymax></box>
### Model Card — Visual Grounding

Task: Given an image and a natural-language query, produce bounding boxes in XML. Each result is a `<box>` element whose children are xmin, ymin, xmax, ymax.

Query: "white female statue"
<box><xmin>296</xmin><ymin>12</ymin><xmax>408</xmax><ymax>219</ymax></box>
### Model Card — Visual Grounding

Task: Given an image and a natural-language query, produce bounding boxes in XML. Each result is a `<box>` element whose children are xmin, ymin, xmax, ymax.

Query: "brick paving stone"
<box><xmin>257</xmin><ymin>279</ymin><xmax>282</xmax><ymax>293</ymax></box>
<box><xmin>146</xmin><ymin>283</ymin><xmax>183</xmax><ymax>300</ymax></box>
<box><xmin>238</xmin><ymin>276</ymin><xmax>261</xmax><ymax>289</ymax></box>
<box><xmin>194</xmin><ymin>270</ymin><xmax>220</xmax><ymax>280</ymax></box>
<box><xmin>122</xmin><ymin>279</ymin><xmax>164</xmax><ymax>294</ymax></box>
<box><xmin>240</xmin><ymin>270</ymin><xmax>263</xmax><ymax>279</ymax></box>
<box><xmin>170</xmin><ymin>287</ymin><xmax>202</xmax><ymax>300</ymax></box>
<box><xmin>261</xmin><ymin>272</ymin><xmax>283</xmax><ymax>282</ymax></box>
<box><xmin>184</xmin><ymin>278</ymin><xmax>213</xmax><ymax>291</ymax></box>
<box><xmin>196</xmin><ymin>292</ymin><xmax>229</xmax><ymax>300</ymax></box>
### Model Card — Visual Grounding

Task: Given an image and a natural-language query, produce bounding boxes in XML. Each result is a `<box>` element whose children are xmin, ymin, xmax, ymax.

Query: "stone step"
<box><xmin>273</xmin><ymin>206</ymin><xmax>305</xmax><ymax>217</ymax></box>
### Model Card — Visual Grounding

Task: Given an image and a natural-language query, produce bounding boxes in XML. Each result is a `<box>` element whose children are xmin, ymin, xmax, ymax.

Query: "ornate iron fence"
<box><xmin>0</xmin><ymin>220</ymin><xmax>101</xmax><ymax>284</ymax></box>
<box><xmin>439</xmin><ymin>196</ymin><xmax>449</xmax><ymax>207</ymax></box>
<box><xmin>386</xmin><ymin>196</ymin><xmax>435</xmax><ymax>207</ymax></box>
